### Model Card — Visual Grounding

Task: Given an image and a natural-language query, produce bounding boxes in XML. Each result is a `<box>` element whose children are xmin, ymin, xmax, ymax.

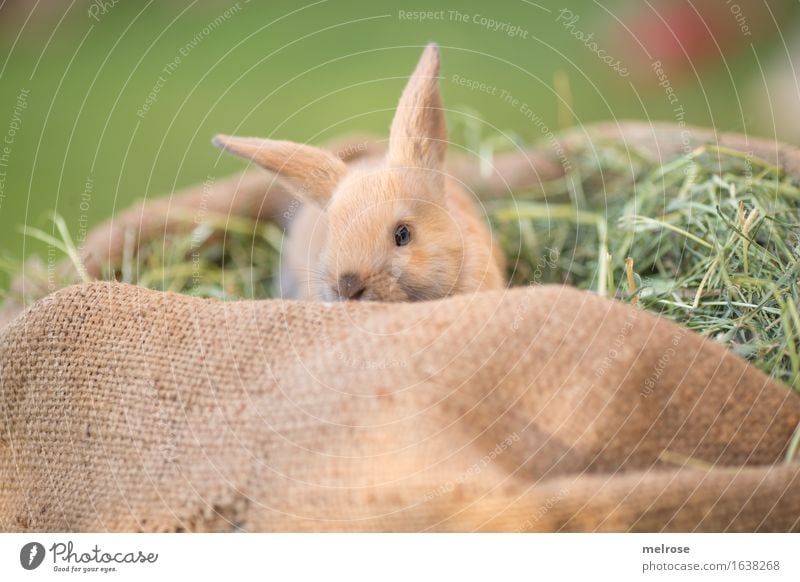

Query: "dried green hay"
<box><xmin>491</xmin><ymin>141</ymin><xmax>800</xmax><ymax>391</ymax></box>
<box><xmin>5</xmin><ymin>138</ymin><xmax>800</xmax><ymax>391</ymax></box>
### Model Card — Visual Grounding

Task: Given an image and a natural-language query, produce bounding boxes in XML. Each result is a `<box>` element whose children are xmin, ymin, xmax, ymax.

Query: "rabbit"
<box><xmin>213</xmin><ymin>43</ymin><xmax>506</xmax><ymax>301</ymax></box>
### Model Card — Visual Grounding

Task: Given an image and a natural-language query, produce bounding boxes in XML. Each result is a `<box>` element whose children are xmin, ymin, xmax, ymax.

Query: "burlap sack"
<box><xmin>1</xmin><ymin>122</ymin><xmax>799</xmax><ymax>532</ymax></box>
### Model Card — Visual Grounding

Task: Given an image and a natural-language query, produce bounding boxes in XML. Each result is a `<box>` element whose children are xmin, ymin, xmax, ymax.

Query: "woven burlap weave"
<box><xmin>2</xmin><ymin>282</ymin><xmax>798</xmax><ymax>532</ymax></box>
<box><xmin>1</xmin><ymin>122</ymin><xmax>799</xmax><ymax>532</ymax></box>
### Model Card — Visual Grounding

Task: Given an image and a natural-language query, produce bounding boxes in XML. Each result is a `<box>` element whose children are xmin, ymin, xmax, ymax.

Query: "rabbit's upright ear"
<box><xmin>213</xmin><ymin>135</ymin><xmax>347</xmax><ymax>206</ymax></box>
<box><xmin>388</xmin><ymin>43</ymin><xmax>447</xmax><ymax>178</ymax></box>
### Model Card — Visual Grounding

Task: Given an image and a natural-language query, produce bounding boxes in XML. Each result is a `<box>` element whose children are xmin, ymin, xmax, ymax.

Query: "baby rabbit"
<box><xmin>213</xmin><ymin>43</ymin><xmax>505</xmax><ymax>301</ymax></box>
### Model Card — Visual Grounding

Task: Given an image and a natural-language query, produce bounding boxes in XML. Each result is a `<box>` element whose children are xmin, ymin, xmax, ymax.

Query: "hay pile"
<box><xmin>492</xmin><ymin>141</ymin><xmax>800</xmax><ymax>391</ymax></box>
<box><xmin>5</xmin><ymin>139</ymin><xmax>800</xmax><ymax>391</ymax></box>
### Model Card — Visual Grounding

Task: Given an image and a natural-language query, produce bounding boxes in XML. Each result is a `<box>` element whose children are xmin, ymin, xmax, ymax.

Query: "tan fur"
<box><xmin>212</xmin><ymin>137</ymin><xmax>347</xmax><ymax>208</ymax></box>
<box><xmin>214</xmin><ymin>43</ymin><xmax>505</xmax><ymax>302</ymax></box>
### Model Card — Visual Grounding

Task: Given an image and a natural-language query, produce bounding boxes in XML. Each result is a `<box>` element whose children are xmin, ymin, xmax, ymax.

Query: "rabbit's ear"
<box><xmin>213</xmin><ymin>135</ymin><xmax>347</xmax><ymax>206</ymax></box>
<box><xmin>388</xmin><ymin>43</ymin><xmax>447</xmax><ymax>177</ymax></box>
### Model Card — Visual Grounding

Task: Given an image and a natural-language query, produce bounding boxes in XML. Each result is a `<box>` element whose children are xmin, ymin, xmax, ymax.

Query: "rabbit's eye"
<box><xmin>394</xmin><ymin>224</ymin><xmax>412</xmax><ymax>247</ymax></box>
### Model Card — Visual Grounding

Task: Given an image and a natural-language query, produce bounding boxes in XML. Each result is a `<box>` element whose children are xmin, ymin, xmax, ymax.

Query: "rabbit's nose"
<box><xmin>337</xmin><ymin>273</ymin><xmax>367</xmax><ymax>300</ymax></box>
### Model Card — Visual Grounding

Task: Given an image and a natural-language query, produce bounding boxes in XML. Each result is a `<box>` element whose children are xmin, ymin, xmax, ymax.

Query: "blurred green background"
<box><xmin>1</xmin><ymin>0</ymin><xmax>798</xmax><ymax>286</ymax></box>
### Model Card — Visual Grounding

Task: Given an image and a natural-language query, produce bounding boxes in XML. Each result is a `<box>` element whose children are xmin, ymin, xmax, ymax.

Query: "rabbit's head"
<box><xmin>214</xmin><ymin>44</ymin><xmax>480</xmax><ymax>301</ymax></box>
